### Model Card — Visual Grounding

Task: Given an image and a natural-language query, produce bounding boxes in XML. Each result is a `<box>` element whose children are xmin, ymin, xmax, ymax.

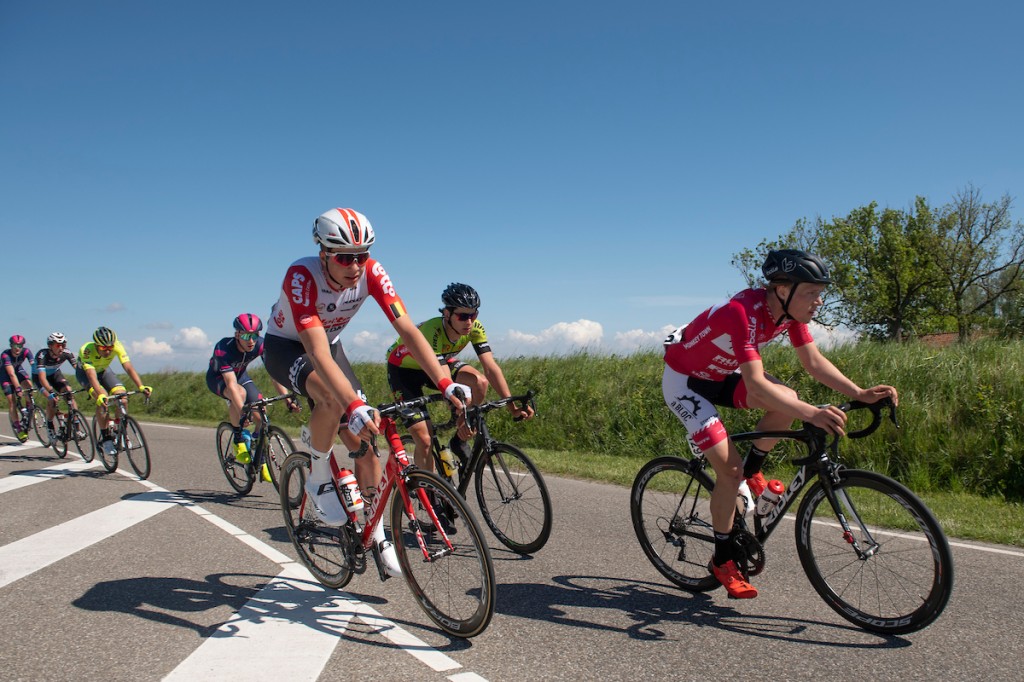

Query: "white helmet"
<box><xmin>48</xmin><ymin>331</ymin><xmax>67</xmax><ymax>344</ymax></box>
<box><xmin>313</xmin><ymin>208</ymin><xmax>375</xmax><ymax>251</ymax></box>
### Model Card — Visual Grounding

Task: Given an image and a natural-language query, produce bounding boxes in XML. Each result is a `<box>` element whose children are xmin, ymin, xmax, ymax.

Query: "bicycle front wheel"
<box><xmin>121</xmin><ymin>416</ymin><xmax>151</xmax><ymax>479</ymax></box>
<box><xmin>67</xmin><ymin>410</ymin><xmax>96</xmax><ymax>464</ymax></box>
<box><xmin>631</xmin><ymin>455</ymin><xmax>720</xmax><ymax>592</ymax></box>
<box><xmin>795</xmin><ymin>469</ymin><xmax>954</xmax><ymax>635</ymax></box>
<box><xmin>261</xmin><ymin>425</ymin><xmax>294</xmax><ymax>491</ymax></box>
<box><xmin>391</xmin><ymin>470</ymin><xmax>495</xmax><ymax>638</ymax></box>
<box><xmin>31</xmin><ymin>407</ymin><xmax>53</xmax><ymax>450</ymax></box>
<box><xmin>96</xmin><ymin>418</ymin><xmax>118</xmax><ymax>473</ymax></box>
<box><xmin>279</xmin><ymin>452</ymin><xmax>353</xmax><ymax>590</ymax></box>
<box><xmin>474</xmin><ymin>442</ymin><xmax>552</xmax><ymax>554</ymax></box>
<box><xmin>216</xmin><ymin>422</ymin><xmax>255</xmax><ymax>495</ymax></box>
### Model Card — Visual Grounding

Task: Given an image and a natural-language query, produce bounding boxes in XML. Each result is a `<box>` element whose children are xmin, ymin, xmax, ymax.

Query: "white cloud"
<box><xmin>131</xmin><ymin>337</ymin><xmax>173</xmax><ymax>357</ymax></box>
<box><xmin>350</xmin><ymin>330</ymin><xmax>382</xmax><ymax>348</ymax></box>
<box><xmin>104</xmin><ymin>302</ymin><xmax>125</xmax><ymax>313</ymax></box>
<box><xmin>173</xmin><ymin>327</ymin><xmax>211</xmax><ymax>350</ymax></box>
<box><xmin>809</xmin><ymin>322</ymin><xmax>859</xmax><ymax>349</ymax></box>
<box><xmin>504</xmin><ymin>319</ymin><xmax>604</xmax><ymax>355</ymax></box>
<box><xmin>145</xmin><ymin>321</ymin><xmax>175</xmax><ymax>330</ymax></box>
<box><xmin>612</xmin><ymin>325</ymin><xmax>676</xmax><ymax>353</ymax></box>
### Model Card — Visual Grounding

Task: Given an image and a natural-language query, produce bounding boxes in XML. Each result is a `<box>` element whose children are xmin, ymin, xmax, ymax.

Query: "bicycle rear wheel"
<box><xmin>216</xmin><ymin>422</ymin><xmax>255</xmax><ymax>494</ymax></box>
<box><xmin>631</xmin><ymin>455</ymin><xmax>720</xmax><ymax>592</ymax></box>
<box><xmin>261</xmin><ymin>425</ymin><xmax>294</xmax><ymax>491</ymax></box>
<box><xmin>31</xmin><ymin>407</ymin><xmax>53</xmax><ymax>449</ymax></box>
<box><xmin>474</xmin><ymin>442</ymin><xmax>552</xmax><ymax>554</ymax></box>
<box><xmin>391</xmin><ymin>470</ymin><xmax>495</xmax><ymax>638</ymax></box>
<box><xmin>279</xmin><ymin>451</ymin><xmax>354</xmax><ymax>589</ymax></box>
<box><xmin>67</xmin><ymin>410</ymin><xmax>95</xmax><ymax>463</ymax></box>
<box><xmin>795</xmin><ymin>469</ymin><xmax>954</xmax><ymax>635</ymax></box>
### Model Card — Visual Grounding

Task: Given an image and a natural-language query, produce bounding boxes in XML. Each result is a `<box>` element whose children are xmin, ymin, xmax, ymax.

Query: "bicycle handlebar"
<box><xmin>467</xmin><ymin>390</ymin><xmax>537</xmax><ymax>422</ymax></box>
<box><xmin>244</xmin><ymin>393</ymin><xmax>300</xmax><ymax>411</ymax></box>
<box><xmin>839</xmin><ymin>397</ymin><xmax>899</xmax><ymax>439</ymax></box>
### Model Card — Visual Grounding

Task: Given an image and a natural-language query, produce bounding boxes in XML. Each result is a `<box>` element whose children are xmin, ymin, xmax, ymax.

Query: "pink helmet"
<box><xmin>233</xmin><ymin>313</ymin><xmax>263</xmax><ymax>334</ymax></box>
<box><xmin>9</xmin><ymin>334</ymin><xmax>25</xmax><ymax>346</ymax></box>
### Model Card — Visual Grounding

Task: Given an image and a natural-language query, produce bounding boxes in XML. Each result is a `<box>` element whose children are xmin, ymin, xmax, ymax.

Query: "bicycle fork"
<box><xmin>819</xmin><ymin>478</ymin><xmax>882</xmax><ymax>560</ymax></box>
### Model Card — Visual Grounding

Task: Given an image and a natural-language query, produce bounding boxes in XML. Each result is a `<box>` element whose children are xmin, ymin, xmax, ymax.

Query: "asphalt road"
<box><xmin>1</xmin><ymin>417</ymin><xmax>1021</xmax><ymax>681</ymax></box>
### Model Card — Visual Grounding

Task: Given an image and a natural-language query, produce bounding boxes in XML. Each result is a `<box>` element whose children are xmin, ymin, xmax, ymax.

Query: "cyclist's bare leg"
<box><xmin>703</xmin><ymin>438</ymin><xmax>745</xmax><ymax>535</ymax></box>
<box><xmin>453</xmin><ymin>366</ymin><xmax>485</xmax><ymax>439</ymax></box>
<box><xmin>224</xmin><ymin>381</ymin><xmax>247</xmax><ymax>428</ymax></box>
<box><xmin>409</xmin><ymin>419</ymin><xmax>434</xmax><ymax>472</ymax></box>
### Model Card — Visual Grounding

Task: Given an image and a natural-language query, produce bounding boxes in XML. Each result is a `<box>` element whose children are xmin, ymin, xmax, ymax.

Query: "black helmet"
<box><xmin>440</xmin><ymin>283</ymin><xmax>480</xmax><ymax>310</ymax></box>
<box><xmin>93</xmin><ymin>327</ymin><xmax>116</xmax><ymax>346</ymax></box>
<box><xmin>762</xmin><ymin>249</ymin><xmax>831</xmax><ymax>285</ymax></box>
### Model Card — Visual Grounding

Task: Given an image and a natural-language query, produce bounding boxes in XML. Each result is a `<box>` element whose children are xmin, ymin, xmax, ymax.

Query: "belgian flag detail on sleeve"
<box><xmin>389</xmin><ymin>301</ymin><xmax>407</xmax><ymax>320</ymax></box>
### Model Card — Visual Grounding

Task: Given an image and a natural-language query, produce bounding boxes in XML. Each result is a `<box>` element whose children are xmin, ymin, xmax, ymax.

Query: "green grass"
<box><xmin>123</xmin><ymin>338</ymin><xmax>1024</xmax><ymax>547</ymax></box>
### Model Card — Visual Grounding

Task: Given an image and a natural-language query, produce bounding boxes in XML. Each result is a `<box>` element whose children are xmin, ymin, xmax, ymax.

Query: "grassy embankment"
<box><xmin>136</xmin><ymin>339</ymin><xmax>1024</xmax><ymax>546</ymax></box>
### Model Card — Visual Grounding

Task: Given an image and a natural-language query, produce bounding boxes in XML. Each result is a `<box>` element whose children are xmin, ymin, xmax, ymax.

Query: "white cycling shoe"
<box><xmin>304</xmin><ymin>475</ymin><xmax>347</xmax><ymax>526</ymax></box>
<box><xmin>371</xmin><ymin>519</ymin><xmax>402</xmax><ymax>577</ymax></box>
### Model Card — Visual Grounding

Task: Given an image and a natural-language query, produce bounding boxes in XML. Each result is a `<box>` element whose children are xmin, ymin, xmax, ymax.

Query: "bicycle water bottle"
<box><xmin>755</xmin><ymin>479</ymin><xmax>786</xmax><ymax>517</ymax></box>
<box><xmin>337</xmin><ymin>468</ymin><xmax>364</xmax><ymax>513</ymax></box>
<box><xmin>438</xmin><ymin>443</ymin><xmax>457</xmax><ymax>478</ymax></box>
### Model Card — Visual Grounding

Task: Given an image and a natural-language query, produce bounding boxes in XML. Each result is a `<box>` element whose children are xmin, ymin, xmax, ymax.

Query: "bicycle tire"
<box><xmin>122</xmin><ymin>416</ymin><xmax>151</xmax><ymax>479</ymax></box>
<box><xmin>391</xmin><ymin>470</ymin><xmax>495</xmax><ymax>638</ymax></box>
<box><xmin>631</xmin><ymin>455</ymin><xmax>720</xmax><ymax>592</ymax></box>
<box><xmin>795</xmin><ymin>469</ymin><xmax>954</xmax><ymax>635</ymax></box>
<box><xmin>31</xmin><ymin>407</ymin><xmax>53</xmax><ymax>450</ymax></box>
<box><xmin>473</xmin><ymin>441</ymin><xmax>552</xmax><ymax>554</ymax></box>
<box><xmin>216</xmin><ymin>422</ymin><xmax>255</xmax><ymax>495</ymax></box>
<box><xmin>262</xmin><ymin>425</ymin><xmax>294</xmax><ymax>492</ymax></box>
<box><xmin>67</xmin><ymin>410</ymin><xmax>96</xmax><ymax>464</ymax></box>
<box><xmin>95</xmin><ymin>417</ymin><xmax>118</xmax><ymax>473</ymax></box>
<box><xmin>50</xmin><ymin>416</ymin><xmax>69</xmax><ymax>458</ymax></box>
<box><xmin>279</xmin><ymin>451</ymin><xmax>354</xmax><ymax>589</ymax></box>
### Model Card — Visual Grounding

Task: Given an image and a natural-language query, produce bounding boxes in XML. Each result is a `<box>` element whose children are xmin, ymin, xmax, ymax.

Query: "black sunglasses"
<box><xmin>450</xmin><ymin>310</ymin><xmax>479</xmax><ymax>322</ymax></box>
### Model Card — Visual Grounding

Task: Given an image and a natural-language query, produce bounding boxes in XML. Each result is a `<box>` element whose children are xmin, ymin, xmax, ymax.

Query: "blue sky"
<box><xmin>2</xmin><ymin>2</ymin><xmax>1022</xmax><ymax>374</ymax></box>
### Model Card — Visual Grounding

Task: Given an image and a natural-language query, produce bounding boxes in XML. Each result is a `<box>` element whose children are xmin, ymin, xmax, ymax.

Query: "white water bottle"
<box><xmin>735</xmin><ymin>480</ymin><xmax>755</xmax><ymax>517</ymax></box>
<box><xmin>755</xmin><ymin>479</ymin><xmax>786</xmax><ymax>516</ymax></box>
<box><xmin>338</xmin><ymin>468</ymin><xmax>364</xmax><ymax>513</ymax></box>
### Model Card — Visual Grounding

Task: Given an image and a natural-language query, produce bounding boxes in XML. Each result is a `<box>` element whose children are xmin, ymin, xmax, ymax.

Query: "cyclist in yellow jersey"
<box><xmin>76</xmin><ymin>326</ymin><xmax>152</xmax><ymax>457</ymax></box>
<box><xmin>386</xmin><ymin>283</ymin><xmax>534</xmax><ymax>474</ymax></box>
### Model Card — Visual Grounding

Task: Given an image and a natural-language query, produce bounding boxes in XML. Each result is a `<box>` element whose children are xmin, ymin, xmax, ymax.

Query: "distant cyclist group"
<box><xmin>7</xmin><ymin>206</ymin><xmax>927</xmax><ymax>629</ymax></box>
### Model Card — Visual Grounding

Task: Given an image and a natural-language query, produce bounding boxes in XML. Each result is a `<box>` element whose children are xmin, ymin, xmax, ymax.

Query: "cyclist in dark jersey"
<box><xmin>206</xmin><ymin>313</ymin><xmax>299</xmax><ymax>463</ymax></box>
<box><xmin>33</xmin><ymin>332</ymin><xmax>80</xmax><ymax>440</ymax></box>
<box><xmin>386</xmin><ymin>282</ymin><xmax>533</xmax><ymax>473</ymax></box>
<box><xmin>662</xmin><ymin>249</ymin><xmax>898</xmax><ymax>599</ymax></box>
<box><xmin>2</xmin><ymin>334</ymin><xmax>35</xmax><ymax>442</ymax></box>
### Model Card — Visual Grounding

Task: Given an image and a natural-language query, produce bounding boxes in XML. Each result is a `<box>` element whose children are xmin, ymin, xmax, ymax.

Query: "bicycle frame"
<box><xmin>707</xmin><ymin>399</ymin><xmax>899</xmax><ymax>554</ymax></box>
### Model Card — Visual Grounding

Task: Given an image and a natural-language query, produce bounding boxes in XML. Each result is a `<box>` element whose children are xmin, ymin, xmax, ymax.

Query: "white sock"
<box><xmin>310</xmin><ymin>446</ymin><xmax>334</xmax><ymax>482</ymax></box>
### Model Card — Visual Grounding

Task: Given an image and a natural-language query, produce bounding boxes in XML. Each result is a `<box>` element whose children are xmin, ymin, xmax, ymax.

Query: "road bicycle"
<box><xmin>402</xmin><ymin>390</ymin><xmax>552</xmax><ymax>554</ymax></box>
<box><xmin>92</xmin><ymin>391</ymin><xmax>152</xmax><ymax>479</ymax></box>
<box><xmin>279</xmin><ymin>393</ymin><xmax>496</xmax><ymax>638</ymax></box>
<box><xmin>215</xmin><ymin>393</ymin><xmax>297</xmax><ymax>495</ymax></box>
<box><xmin>630</xmin><ymin>398</ymin><xmax>953</xmax><ymax>635</ymax></box>
<box><xmin>9</xmin><ymin>387</ymin><xmax>44</xmax><ymax>445</ymax></box>
<box><xmin>50</xmin><ymin>389</ymin><xmax>96</xmax><ymax>461</ymax></box>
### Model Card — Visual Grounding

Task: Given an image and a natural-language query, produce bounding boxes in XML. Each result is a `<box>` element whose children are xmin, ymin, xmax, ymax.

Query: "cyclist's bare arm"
<box><xmin>740</xmin><ymin>358</ymin><xmax>846</xmax><ymax>435</ymax></box>
<box><xmin>794</xmin><ymin>343</ymin><xmax>898</xmax><ymax>407</ymax></box>
<box><xmin>478</xmin><ymin>351</ymin><xmax>533</xmax><ymax>419</ymax></box>
<box><xmin>122</xmin><ymin>361</ymin><xmax>151</xmax><ymax>396</ymax></box>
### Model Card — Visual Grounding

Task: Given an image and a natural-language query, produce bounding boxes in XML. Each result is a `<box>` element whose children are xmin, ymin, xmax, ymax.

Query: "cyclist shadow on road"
<box><xmin>74</xmin><ymin>573</ymin><xmax>264</xmax><ymax>638</ymax></box>
<box><xmin>497</xmin><ymin>575</ymin><xmax>912</xmax><ymax>649</ymax></box>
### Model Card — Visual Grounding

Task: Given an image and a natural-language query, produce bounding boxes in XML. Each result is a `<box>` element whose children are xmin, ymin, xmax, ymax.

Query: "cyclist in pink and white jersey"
<box><xmin>264</xmin><ymin>207</ymin><xmax>470</xmax><ymax>578</ymax></box>
<box><xmin>662</xmin><ymin>249</ymin><xmax>898</xmax><ymax>599</ymax></box>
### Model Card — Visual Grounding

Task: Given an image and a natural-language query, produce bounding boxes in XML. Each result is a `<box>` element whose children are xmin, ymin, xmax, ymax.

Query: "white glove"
<box><xmin>443</xmin><ymin>382</ymin><xmax>473</xmax><ymax>404</ymax></box>
<box><xmin>347</xmin><ymin>404</ymin><xmax>377</xmax><ymax>435</ymax></box>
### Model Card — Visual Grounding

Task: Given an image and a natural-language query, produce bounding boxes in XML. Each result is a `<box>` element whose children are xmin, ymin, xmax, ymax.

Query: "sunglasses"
<box><xmin>327</xmin><ymin>251</ymin><xmax>370</xmax><ymax>266</ymax></box>
<box><xmin>238</xmin><ymin>332</ymin><xmax>258</xmax><ymax>341</ymax></box>
<box><xmin>97</xmin><ymin>345</ymin><xmax>114</xmax><ymax>352</ymax></box>
<box><xmin>450</xmin><ymin>310</ymin><xmax>479</xmax><ymax>322</ymax></box>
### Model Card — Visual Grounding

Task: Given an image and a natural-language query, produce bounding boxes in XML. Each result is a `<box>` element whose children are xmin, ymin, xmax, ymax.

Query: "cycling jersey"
<box><xmin>207</xmin><ymin>336</ymin><xmax>265</xmax><ymax>377</ymax></box>
<box><xmin>267</xmin><ymin>256</ymin><xmax>407</xmax><ymax>342</ymax></box>
<box><xmin>386</xmin><ymin>316</ymin><xmax>492</xmax><ymax>369</ymax></box>
<box><xmin>663</xmin><ymin>288</ymin><xmax>814</xmax><ymax>380</ymax></box>
<box><xmin>34</xmin><ymin>348</ymin><xmax>79</xmax><ymax>377</ymax></box>
<box><xmin>1</xmin><ymin>347</ymin><xmax>33</xmax><ymax>385</ymax></box>
<box><xmin>78</xmin><ymin>340</ymin><xmax>130</xmax><ymax>373</ymax></box>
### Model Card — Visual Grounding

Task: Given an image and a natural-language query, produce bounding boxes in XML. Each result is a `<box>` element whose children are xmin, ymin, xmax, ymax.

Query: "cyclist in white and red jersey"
<box><xmin>662</xmin><ymin>249</ymin><xmax>898</xmax><ymax>599</ymax></box>
<box><xmin>264</xmin><ymin>207</ymin><xmax>471</xmax><ymax>578</ymax></box>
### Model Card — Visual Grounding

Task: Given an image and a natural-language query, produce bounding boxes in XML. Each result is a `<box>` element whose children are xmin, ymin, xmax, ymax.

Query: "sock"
<box><xmin>743</xmin><ymin>445</ymin><xmax>770</xmax><ymax>479</ymax></box>
<box><xmin>309</xmin><ymin>446</ymin><xmax>334</xmax><ymax>482</ymax></box>
<box><xmin>714</xmin><ymin>532</ymin><xmax>733</xmax><ymax>566</ymax></box>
